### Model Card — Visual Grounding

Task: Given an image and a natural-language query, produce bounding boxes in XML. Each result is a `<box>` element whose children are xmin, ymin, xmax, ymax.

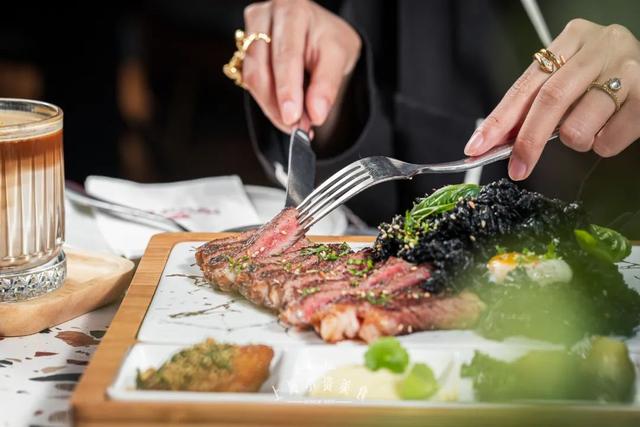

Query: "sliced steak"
<box><xmin>309</xmin><ymin>289</ymin><xmax>484</xmax><ymax>343</ymax></box>
<box><xmin>200</xmin><ymin>207</ymin><xmax>306</xmax><ymax>291</ymax></box>
<box><xmin>276</xmin><ymin>249</ymin><xmax>374</xmax><ymax>308</ymax></box>
<box><xmin>196</xmin><ymin>206</ymin><xmax>486</xmax><ymax>344</ymax></box>
<box><xmin>355</xmin><ymin>291</ymin><xmax>486</xmax><ymax>343</ymax></box>
<box><xmin>237</xmin><ymin>244</ymin><xmax>358</xmax><ymax>309</ymax></box>
<box><xmin>280</xmin><ymin>257</ymin><xmax>421</xmax><ymax>327</ymax></box>
<box><xmin>242</xmin><ymin>207</ymin><xmax>304</xmax><ymax>258</ymax></box>
<box><xmin>195</xmin><ymin>231</ymin><xmax>252</xmax><ymax>266</ymax></box>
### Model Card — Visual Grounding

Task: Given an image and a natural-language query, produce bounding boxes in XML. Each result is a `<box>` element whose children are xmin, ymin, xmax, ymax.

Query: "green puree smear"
<box><xmin>364</xmin><ymin>337</ymin><xmax>439</xmax><ymax>400</ymax></box>
<box><xmin>365</xmin><ymin>337</ymin><xmax>410</xmax><ymax>373</ymax></box>
<box><xmin>461</xmin><ymin>337</ymin><xmax>636</xmax><ymax>402</ymax></box>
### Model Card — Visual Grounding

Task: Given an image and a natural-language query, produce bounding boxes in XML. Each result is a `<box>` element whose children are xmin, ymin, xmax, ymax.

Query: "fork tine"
<box><xmin>297</xmin><ymin>162</ymin><xmax>365</xmax><ymax>212</ymax></box>
<box><xmin>297</xmin><ymin>166</ymin><xmax>368</xmax><ymax>217</ymax></box>
<box><xmin>301</xmin><ymin>177</ymin><xmax>375</xmax><ymax>230</ymax></box>
<box><xmin>297</xmin><ymin>172</ymin><xmax>371</xmax><ymax>225</ymax></box>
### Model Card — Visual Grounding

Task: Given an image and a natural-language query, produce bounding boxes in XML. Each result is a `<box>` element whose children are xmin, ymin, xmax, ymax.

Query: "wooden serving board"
<box><xmin>71</xmin><ymin>233</ymin><xmax>640</xmax><ymax>427</ymax></box>
<box><xmin>0</xmin><ymin>248</ymin><xmax>135</xmax><ymax>336</ymax></box>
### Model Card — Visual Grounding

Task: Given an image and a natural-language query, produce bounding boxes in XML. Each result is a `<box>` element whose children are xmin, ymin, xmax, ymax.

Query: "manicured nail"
<box><xmin>281</xmin><ymin>100</ymin><xmax>298</xmax><ymax>125</ymax></box>
<box><xmin>464</xmin><ymin>130</ymin><xmax>484</xmax><ymax>156</ymax></box>
<box><xmin>509</xmin><ymin>156</ymin><xmax>528</xmax><ymax>181</ymax></box>
<box><xmin>312</xmin><ymin>97</ymin><xmax>329</xmax><ymax>123</ymax></box>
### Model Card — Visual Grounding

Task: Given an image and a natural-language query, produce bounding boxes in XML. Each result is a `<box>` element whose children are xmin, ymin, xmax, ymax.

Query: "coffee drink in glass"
<box><xmin>0</xmin><ymin>99</ymin><xmax>66</xmax><ymax>302</ymax></box>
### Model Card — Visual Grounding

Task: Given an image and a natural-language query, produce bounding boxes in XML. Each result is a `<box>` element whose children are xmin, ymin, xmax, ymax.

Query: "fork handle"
<box><xmin>418</xmin><ymin>129</ymin><xmax>560</xmax><ymax>174</ymax></box>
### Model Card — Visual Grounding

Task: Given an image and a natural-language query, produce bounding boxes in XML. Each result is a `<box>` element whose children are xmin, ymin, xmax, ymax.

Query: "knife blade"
<box><xmin>285</xmin><ymin>128</ymin><xmax>316</xmax><ymax>207</ymax></box>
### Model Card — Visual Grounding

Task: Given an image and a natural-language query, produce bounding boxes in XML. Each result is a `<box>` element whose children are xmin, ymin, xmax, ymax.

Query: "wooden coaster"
<box><xmin>0</xmin><ymin>248</ymin><xmax>135</xmax><ymax>336</ymax></box>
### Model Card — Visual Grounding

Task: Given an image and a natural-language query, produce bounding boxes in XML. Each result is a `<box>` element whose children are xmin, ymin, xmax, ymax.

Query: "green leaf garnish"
<box><xmin>574</xmin><ymin>224</ymin><xmax>631</xmax><ymax>263</ymax></box>
<box><xmin>364</xmin><ymin>337</ymin><xmax>409</xmax><ymax>373</ymax></box>
<box><xmin>409</xmin><ymin>183</ymin><xmax>480</xmax><ymax>223</ymax></box>
<box><xmin>397</xmin><ymin>363</ymin><xmax>439</xmax><ymax>400</ymax></box>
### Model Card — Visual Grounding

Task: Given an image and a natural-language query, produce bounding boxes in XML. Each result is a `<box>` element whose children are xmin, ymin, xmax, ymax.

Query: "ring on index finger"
<box><xmin>533</xmin><ymin>48</ymin><xmax>566</xmax><ymax>74</ymax></box>
<box><xmin>223</xmin><ymin>29</ymin><xmax>272</xmax><ymax>87</ymax></box>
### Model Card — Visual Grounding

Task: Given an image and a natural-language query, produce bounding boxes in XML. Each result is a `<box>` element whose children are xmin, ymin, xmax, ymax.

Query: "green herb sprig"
<box><xmin>409</xmin><ymin>183</ymin><xmax>480</xmax><ymax>223</ymax></box>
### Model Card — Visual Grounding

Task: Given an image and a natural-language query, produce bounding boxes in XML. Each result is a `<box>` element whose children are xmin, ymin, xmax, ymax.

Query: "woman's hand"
<box><xmin>242</xmin><ymin>0</ymin><xmax>361</xmax><ymax>134</ymax></box>
<box><xmin>464</xmin><ymin>19</ymin><xmax>640</xmax><ymax>180</ymax></box>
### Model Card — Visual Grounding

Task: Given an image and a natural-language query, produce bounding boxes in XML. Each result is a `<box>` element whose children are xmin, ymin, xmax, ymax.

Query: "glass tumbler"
<box><xmin>0</xmin><ymin>99</ymin><xmax>66</xmax><ymax>302</ymax></box>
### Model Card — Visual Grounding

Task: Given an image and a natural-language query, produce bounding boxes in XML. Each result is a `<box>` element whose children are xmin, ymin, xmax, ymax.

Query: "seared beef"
<box><xmin>196</xmin><ymin>207</ymin><xmax>485</xmax><ymax>343</ymax></box>
<box><xmin>196</xmin><ymin>207</ymin><xmax>306</xmax><ymax>290</ymax></box>
<box><xmin>355</xmin><ymin>291</ymin><xmax>485</xmax><ymax>342</ymax></box>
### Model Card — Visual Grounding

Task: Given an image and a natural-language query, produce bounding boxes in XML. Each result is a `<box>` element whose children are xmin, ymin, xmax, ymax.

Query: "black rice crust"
<box><xmin>374</xmin><ymin>179</ymin><xmax>589</xmax><ymax>292</ymax></box>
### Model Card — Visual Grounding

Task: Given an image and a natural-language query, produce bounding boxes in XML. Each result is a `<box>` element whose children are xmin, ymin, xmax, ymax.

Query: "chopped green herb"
<box><xmin>347</xmin><ymin>258</ymin><xmax>375</xmax><ymax>277</ymax></box>
<box><xmin>227</xmin><ymin>255</ymin><xmax>251</xmax><ymax>273</ymax></box>
<box><xmin>365</xmin><ymin>291</ymin><xmax>392</xmax><ymax>306</ymax></box>
<box><xmin>301</xmin><ymin>243</ymin><xmax>351</xmax><ymax>262</ymax></box>
<box><xmin>299</xmin><ymin>286</ymin><xmax>320</xmax><ymax>297</ymax></box>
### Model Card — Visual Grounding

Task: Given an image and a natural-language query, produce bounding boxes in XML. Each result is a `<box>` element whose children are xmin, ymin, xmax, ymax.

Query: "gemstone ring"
<box><xmin>587</xmin><ymin>78</ymin><xmax>623</xmax><ymax>112</ymax></box>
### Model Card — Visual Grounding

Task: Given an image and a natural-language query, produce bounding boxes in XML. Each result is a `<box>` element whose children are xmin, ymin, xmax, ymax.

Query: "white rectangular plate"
<box><xmin>120</xmin><ymin>241</ymin><xmax>640</xmax><ymax>406</ymax></box>
<box><xmin>108</xmin><ymin>342</ymin><xmax>640</xmax><ymax>405</ymax></box>
<box><xmin>137</xmin><ymin>242</ymin><xmax>640</xmax><ymax>349</ymax></box>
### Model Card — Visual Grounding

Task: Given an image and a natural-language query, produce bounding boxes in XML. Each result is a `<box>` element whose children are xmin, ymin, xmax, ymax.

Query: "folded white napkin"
<box><xmin>85</xmin><ymin>175</ymin><xmax>260</xmax><ymax>258</ymax></box>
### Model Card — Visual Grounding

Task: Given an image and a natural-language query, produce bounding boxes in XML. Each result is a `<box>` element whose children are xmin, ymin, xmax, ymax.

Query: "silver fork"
<box><xmin>297</xmin><ymin>130</ymin><xmax>560</xmax><ymax>230</ymax></box>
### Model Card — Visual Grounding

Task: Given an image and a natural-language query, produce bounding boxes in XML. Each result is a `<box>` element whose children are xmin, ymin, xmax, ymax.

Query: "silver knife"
<box><xmin>285</xmin><ymin>127</ymin><xmax>316</xmax><ymax>207</ymax></box>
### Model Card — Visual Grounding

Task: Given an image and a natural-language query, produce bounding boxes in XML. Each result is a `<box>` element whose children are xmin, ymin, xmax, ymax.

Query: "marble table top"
<box><xmin>0</xmin><ymin>304</ymin><xmax>117</xmax><ymax>427</ymax></box>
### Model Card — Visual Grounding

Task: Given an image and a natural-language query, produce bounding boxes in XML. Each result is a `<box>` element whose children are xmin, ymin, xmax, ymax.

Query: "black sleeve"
<box><xmin>245</xmin><ymin>28</ymin><xmax>399</xmax><ymax>224</ymax></box>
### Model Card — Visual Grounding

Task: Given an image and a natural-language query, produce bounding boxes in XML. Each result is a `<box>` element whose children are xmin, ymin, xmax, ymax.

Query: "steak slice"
<box><xmin>308</xmin><ymin>289</ymin><xmax>484</xmax><ymax>343</ymax></box>
<box><xmin>276</xmin><ymin>249</ymin><xmax>375</xmax><ymax>308</ymax></box>
<box><xmin>355</xmin><ymin>291</ymin><xmax>486</xmax><ymax>343</ymax></box>
<box><xmin>236</xmin><ymin>244</ymin><xmax>357</xmax><ymax>309</ymax></box>
<box><xmin>200</xmin><ymin>207</ymin><xmax>306</xmax><ymax>292</ymax></box>
<box><xmin>279</xmin><ymin>257</ymin><xmax>420</xmax><ymax>327</ymax></box>
<box><xmin>195</xmin><ymin>231</ymin><xmax>252</xmax><ymax>266</ymax></box>
<box><xmin>242</xmin><ymin>207</ymin><xmax>304</xmax><ymax>258</ymax></box>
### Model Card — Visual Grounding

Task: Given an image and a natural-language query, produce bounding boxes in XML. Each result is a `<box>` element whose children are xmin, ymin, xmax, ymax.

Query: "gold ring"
<box><xmin>587</xmin><ymin>78</ymin><xmax>622</xmax><ymax>112</ymax></box>
<box><xmin>223</xmin><ymin>29</ymin><xmax>272</xmax><ymax>87</ymax></box>
<box><xmin>533</xmin><ymin>48</ymin><xmax>565</xmax><ymax>73</ymax></box>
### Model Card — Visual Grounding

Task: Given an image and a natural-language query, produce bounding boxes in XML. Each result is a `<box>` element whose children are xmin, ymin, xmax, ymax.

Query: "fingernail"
<box><xmin>509</xmin><ymin>156</ymin><xmax>528</xmax><ymax>181</ymax></box>
<box><xmin>464</xmin><ymin>130</ymin><xmax>484</xmax><ymax>156</ymax></box>
<box><xmin>312</xmin><ymin>97</ymin><xmax>329</xmax><ymax>123</ymax></box>
<box><xmin>281</xmin><ymin>100</ymin><xmax>298</xmax><ymax>125</ymax></box>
